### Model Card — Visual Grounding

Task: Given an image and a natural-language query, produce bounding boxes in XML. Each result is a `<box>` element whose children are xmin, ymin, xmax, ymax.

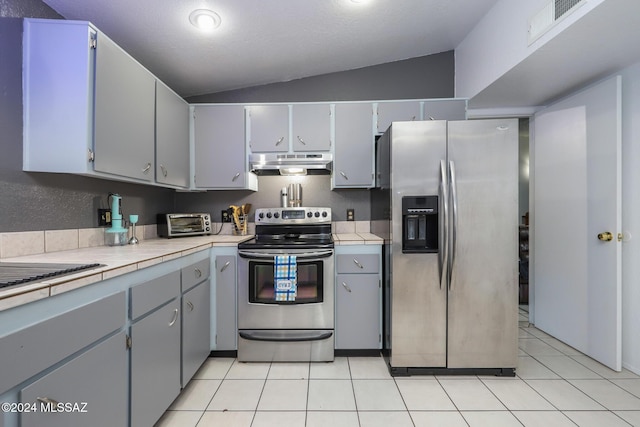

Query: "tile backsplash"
<box><xmin>0</xmin><ymin>221</ymin><xmax>371</xmax><ymax>259</ymax></box>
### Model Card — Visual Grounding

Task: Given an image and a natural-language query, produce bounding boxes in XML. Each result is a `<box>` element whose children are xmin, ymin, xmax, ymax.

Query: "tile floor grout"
<box><xmin>155</xmin><ymin>308</ymin><xmax>640</xmax><ymax>427</ymax></box>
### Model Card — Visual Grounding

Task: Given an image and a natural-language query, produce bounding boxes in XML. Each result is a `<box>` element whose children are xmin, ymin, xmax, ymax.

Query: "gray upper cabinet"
<box><xmin>156</xmin><ymin>80</ymin><xmax>190</xmax><ymax>188</ymax></box>
<box><xmin>292</xmin><ymin>104</ymin><xmax>332</xmax><ymax>151</ymax></box>
<box><xmin>333</xmin><ymin>103</ymin><xmax>375</xmax><ymax>188</ymax></box>
<box><xmin>193</xmin><ymin>105</ymin><xmax>256</xmax><ymax>190</ymax></box>
<box><xmin>423</xmin><ymin>99</ymin><xmax>467</xmax><ymax>121</ymax></box>
<box><xmin>247</xmin><ymin>105</ymin><xmax>289</xmax><ymax>152</ymax></box>
<box><xmin>376</xmin><ymin>101</ymin><xmax>421</xmax><ymax>134</ymax></box>
<box><xmin>93</xmin><ymin>31</ymin><xmax>156</xmax><ymax>181</ymax></box>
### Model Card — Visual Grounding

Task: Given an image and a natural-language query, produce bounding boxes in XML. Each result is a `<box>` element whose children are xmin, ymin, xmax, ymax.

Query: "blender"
<box><xmin>105</xmin><ymin>194</ymin><xmax>128</xmax><ymax>246</ymax></box>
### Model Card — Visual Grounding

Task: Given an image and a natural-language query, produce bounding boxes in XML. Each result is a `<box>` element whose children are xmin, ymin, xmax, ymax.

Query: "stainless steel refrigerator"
<box><xmin>371</xmin><ymin>119</ymin><xmax>519</xmax><ymax>376</ymax></box>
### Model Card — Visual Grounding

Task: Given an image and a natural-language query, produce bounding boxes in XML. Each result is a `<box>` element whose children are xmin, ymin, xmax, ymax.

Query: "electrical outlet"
<box><xmin>347</xmin><ymin>208</ymin><xmax>355</xmax><ymax>221</ymax></box>
<box><xmin>98</xmin><ymin>209</ymin><xmax>112</xmax><ymax>227</ymax></box>
<box><xmin>221</xmin><ymin>209</ymin><xmax>232</xmax><ymax>223</ymax></box>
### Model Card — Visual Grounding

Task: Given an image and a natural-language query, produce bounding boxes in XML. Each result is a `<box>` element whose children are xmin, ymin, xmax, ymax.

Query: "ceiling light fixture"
<box><xmin>189</xmin><ymin>9</ymin><xmax>222</xmax><ymax>31</ymax></box>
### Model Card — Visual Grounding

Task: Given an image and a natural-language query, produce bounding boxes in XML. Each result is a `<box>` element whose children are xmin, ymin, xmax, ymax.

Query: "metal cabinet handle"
<box><xmin>597</xmin><ymin>231</ymin><xmax>613</xmax><ymax>241</ymax></box>
<box><xmin>275</xmin><ymin>136</ymin><xmax>285</xmax><ymax>146</ymax></box>
<box><xmin>160</xmin><ymin>164</ymin><xmax>168</xmax><ymax>177</ymax></box>
<box><xmin>342</xmin><ymin>282</ymin><xmax>352</xmax><ymax>293</ymax></box>
<box><xmin>220</xmin><ymin>261</ymin><xmax>231</xmax><ymax>272</ymax></box>
<box><xmin>37</xmin><ymin>397</ymin><xmax>60</xmax><ymax>406</ymax></box>
<box><xmin>410</xmin><ymin>115</ymin><xmax>416</xmax><ymax>121</ymax></box>
<box><xmin>297</xmin><ymin>136</ymin><xmax>306</xmax><ymax>145</ymax></box>
<box><xmin>231</xmin><ymin>172</ymin><xmax>240</xmax><ymax>182</ymax></box>
<box><xmin>194</xmin><ymin>268</ymin><xmax>202</xmax><ymax>278</ymax></box>
<box><xmin>142</xmin><ymin>163</ymin><xmax>152</xmax><ymax>174</ymax></box>
<box><xmin>340</xmin><ymin>171</ymin><xmax>349</xmax><ymax>180</ymax></box>
<box><xmin>353</xmin><ymin>258</ymin><xmax>363</xmax><ymax>269</ymax></box>
<box><xmin>186</xmin><ymin>301</ymin><xmax>194</xmax><ymax>311</ymax></box>
<box><xmin>168</xmin><ymin>308</ymin><xmax>179</xmax><ymax>327</ymax></box>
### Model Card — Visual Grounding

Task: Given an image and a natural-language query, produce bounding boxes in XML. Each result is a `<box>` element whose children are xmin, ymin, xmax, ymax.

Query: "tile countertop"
<box><xmin>0</xmin><ymin>233</ymin><xmax>383</xmax><ymax>311</ymax></box>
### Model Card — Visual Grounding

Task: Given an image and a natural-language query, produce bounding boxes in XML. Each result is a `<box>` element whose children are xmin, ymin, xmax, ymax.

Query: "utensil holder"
<box><xmin>233</xmin><ymin>214</ymin><xmax>248</xmax><ymax>236</ymax></box>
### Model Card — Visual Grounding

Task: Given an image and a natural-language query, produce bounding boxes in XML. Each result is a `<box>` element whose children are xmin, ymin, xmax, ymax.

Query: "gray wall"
<box><xmin>0</xmin><ymin>0</ymin><xmax>456</xmax><ymax>232</ymax></box>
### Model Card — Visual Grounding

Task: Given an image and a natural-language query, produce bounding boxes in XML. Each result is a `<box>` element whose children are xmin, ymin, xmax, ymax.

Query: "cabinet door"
<box><xmin>423</xmin><ymin>99</ymin><xmax>467</xmax><ymax>121</ymax></box>
<box><xmin>94</xmin><ymin>32</ymin><xmax>155</xmax><ymax>181</ymax></box>
<box><xmin>131</xmin><ymin>299</ymin><xmax>181</xmax><ymax>427</ymax></box>
<box><xmin>248</xmin><ymin>105</ymin><xmax>289</xmax><ymax>152</ymax></box>
<box><xmin>215</xmin><ymin>256</ymin><xmax>237</xmax><ymax>350</ymax></box>
<box><xmin>376</xmin><ymin>101</ymin><xmax>421</xmax><ymax>134</ymax></box>
<box><xmin>21</xmin><ymin>332</ymin><xmax>128</xmax><ymax>427</ymax></box>
<box><xmin>182</xmin><ymin>280</ymin><xmax>211</xmax><ymax>386</ymax></box>
<box><xmin>156</xmin><ymin>80</ymin><xmax>190</xmax><ymax>188</ymax></box>
<box><xmin>194</xmin><ymin>105</ymin><xmax>248</xmax><ymax>188</ymax></box>
<box><xmin>292</xmin><ymin>104</ymin><xmax>331</xmax><ymax>151</ymax></box>
<box><xmin>335</xmin><ymin>274</ymin><xmax>380</xmax><ymax>349</ymax></box>
<box><xmin>334</xmin><ymin>103</ymin><xmax>375</xmax><ymax>187</ymax></box>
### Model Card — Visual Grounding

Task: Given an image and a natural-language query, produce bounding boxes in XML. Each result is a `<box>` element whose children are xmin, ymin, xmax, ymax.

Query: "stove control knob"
<box><xmin>322</xmin><ymin>211</ymin><xmax>328</xmax><ymax>218</ymax></box>
<box><xmin>274</xmin><ymin>212</ymin><xmax>280</xmax><ymax>218</ymax></box>
<box><xmin>314</xmin><ymin>212</ymin><xmax>320</xmax><ymax>218</ymax></box>
<box><xmin>259</xmin><ymin>212</ymin><xmax>265</xmax><ymax>219</ymax></box>
<box><xmin>266</xmin><ymin>212</ymin><xmax>272</xmax><ymax>218</ymax></box>
<box><xmin>307</xmin><ymin>212</ymin><xmax>313</xmax><ymax>218</ymax></box>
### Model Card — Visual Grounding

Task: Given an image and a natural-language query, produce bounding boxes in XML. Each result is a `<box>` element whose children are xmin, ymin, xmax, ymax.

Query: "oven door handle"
<box><xmin>239</xmin><ymin>330</ymin><xmax>333</xmax><ymax>342</ymax></box>
<box><xmin>238</xmin><ymin>249</ymin><xmax>334</xmax><ymax>260</ymax></box>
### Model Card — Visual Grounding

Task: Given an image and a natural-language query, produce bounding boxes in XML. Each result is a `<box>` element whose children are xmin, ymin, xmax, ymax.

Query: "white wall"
<box><xmin>455</xmin><ymin>0</ymin><xmax>604</xmax><ymax>100</ymax></box>
<box><xmin>619</xmin><ymin>61</ymin><xmax>640</xmax><ymax>374</ymax></box>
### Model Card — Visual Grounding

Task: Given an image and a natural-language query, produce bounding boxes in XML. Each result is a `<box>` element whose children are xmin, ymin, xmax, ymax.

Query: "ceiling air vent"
<box><xmin>528</xmin><ymin>0</ymin><xmax>585</xmax><ymax>44</ymax></box>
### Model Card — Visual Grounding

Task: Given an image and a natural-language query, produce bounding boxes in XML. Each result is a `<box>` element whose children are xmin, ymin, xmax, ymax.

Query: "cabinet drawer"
<box><xmin>21</xmin><ymin>331</ymin><xmax>128</xmax><ymax>427</ymax></box>
<box><xmin>336</xmin><ymin>254</ymin><xmax>379</xmax><ymax>274</ymax></box>
<box><xmin>130</xmin><ymin>271</ymin><xmax>180</xmax><ymax>320</ymax></box>
<box><xmin>181</xmin><ymin>258</ymin><xmax>210</xmax><ymax>292</ymax></box>
<box><xmin>0</xmin><ymin>291</ymin><xmax>125</xmax><ymax>393</ymax></box>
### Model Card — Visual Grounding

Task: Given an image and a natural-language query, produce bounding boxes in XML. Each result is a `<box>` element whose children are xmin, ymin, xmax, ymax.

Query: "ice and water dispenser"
<box><xmin>402</xmin><ymin>196</ymin><xmax>438</xmax><ymax>253</ymax></box>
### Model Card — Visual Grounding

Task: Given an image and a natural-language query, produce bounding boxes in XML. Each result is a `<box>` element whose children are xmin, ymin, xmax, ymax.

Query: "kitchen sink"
<box><xmin>0</xmin><ymin>262</ymin><xmax>104</xmax><ymax>289</ymax></box>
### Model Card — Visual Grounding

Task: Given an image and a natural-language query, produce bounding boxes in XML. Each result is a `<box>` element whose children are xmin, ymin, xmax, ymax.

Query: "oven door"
<box><xmin>238</xmin><ymin>248</ymin><xmax>334</xmax><ymax>330</ymax></box>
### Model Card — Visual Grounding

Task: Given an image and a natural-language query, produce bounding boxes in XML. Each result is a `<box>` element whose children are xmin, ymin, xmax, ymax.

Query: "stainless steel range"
<box><xmin>237</xmin><ymin>207</ymin><xmax>334</xmax><ymax>362</ymax></box>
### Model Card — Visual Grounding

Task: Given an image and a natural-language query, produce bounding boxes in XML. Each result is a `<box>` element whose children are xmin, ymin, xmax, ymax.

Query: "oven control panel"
<box><xmin>255</xmin><ymin>207</ymin><xmax>332</xmax><ymax>224</ymax></box>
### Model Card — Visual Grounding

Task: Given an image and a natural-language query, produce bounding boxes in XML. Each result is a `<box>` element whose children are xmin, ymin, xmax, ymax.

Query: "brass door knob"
<box><xmin>597</xmin><ymin>232</ymin><xmax>613</xmax><ymax>241</ymax></box>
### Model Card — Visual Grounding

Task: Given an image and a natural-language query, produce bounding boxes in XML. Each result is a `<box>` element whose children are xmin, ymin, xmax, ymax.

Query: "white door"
<box><xmin>533</xmin><ymin>75</ymin><xmax>622</xmax><ymax>370</ymax></box>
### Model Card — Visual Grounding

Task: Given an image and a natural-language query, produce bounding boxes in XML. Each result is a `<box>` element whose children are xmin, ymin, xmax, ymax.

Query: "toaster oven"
<box><xmin>157</xmin><ymin>213</ymin><xmax>212</xmax><ymax>238</ymax></box>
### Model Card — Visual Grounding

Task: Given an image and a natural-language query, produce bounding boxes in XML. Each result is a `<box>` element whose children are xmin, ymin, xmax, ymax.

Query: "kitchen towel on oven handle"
<box><xmin>274</xmin><ymin>255</ymin><xmax>297</xmax><ymax>301</ymax></box>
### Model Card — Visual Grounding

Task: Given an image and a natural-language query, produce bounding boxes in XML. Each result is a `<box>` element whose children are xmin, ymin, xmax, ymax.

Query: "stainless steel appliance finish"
<box><xmin>249</xmin><ymin>153</ymin><xmax>333</xmax><ymax>175</ymax></box>
<box><xmin>373</xmin><ymin>120</ymin><xmax>518</xmax><ymax>376</ymax></box>
<box><xmin>156</xmin><ymin>213</ymin><xmax>212</xmax><ymax>238</ymax></box>
<box><xmin>0</xmin><ymin>262</ymin><xmax>103</xmax><ymax>289</ymax></box>
<box><xmin>237</xmin><ymin>207</ymin><xmax>334</xmax><ymax>362</ymax></box>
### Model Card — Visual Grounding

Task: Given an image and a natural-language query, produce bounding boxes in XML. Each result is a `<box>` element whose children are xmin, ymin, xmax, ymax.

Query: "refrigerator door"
<box><xmin>389</xmin><ymin>121</ymin><xmax>447</xmax><ymax>368</ymax></box>
<box><xmin>446</xmin><ymin>119</ymin><xmax>519</xmax><ymax>369</ymax></box>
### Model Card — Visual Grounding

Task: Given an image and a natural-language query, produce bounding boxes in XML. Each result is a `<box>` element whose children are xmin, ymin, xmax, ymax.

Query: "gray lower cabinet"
<box><xmin>333</xmin><ymin>103</ymin><xmax>375</xmax><ymax>188</ymax></box>
<box><xmin>130</xmin><ymin>272</ymin><xmax>181</xmax><ymax>427</ymax></box>
<box><xmin>335</xmin><ymin>274</ymin><xmax>381</xmax><ymax>349</ymax></box>
<box><xmin>20</xmin><ymin>331</ymin><xmax>128</xmax><ymax>427</ymax></box>
<box><xmin>215</xmin><ymin>255</ymin><xmax>237</xmax><ymax>351</ymax></box>
<box><xmin>182</xmin><ymin>279</ymin><xmax>211</xmax><ymax>386</ymax></box>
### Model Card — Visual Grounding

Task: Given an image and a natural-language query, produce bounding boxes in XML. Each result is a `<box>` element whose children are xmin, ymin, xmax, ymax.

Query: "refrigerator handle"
<box><xmin>439</xmin><ymin>160</ymin><xmax>449</xmax><ymax>290</ymax></box>
<box><xmin>448</xmin><ymin>160</ymin><xmax>458</xmax><ymax>290</ymax></box>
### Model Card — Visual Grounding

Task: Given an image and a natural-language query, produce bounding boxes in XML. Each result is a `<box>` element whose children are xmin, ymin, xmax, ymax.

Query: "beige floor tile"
<box><xmin>352</xmin><ymin>379</ymin><xmax>406</xmax><ymax>410</ymax></box>
<box><xmin>612</xmin><ymin>379</ymin><xmax>640</xmax><ymax>398</ymax></box>
<box><xmin>251</xmin><ymin>411</ymin><xmax>306</xmax><ymax>427</ymax></box>
<box><xmin>522</xmin><ymin>327</ymin><xmax>553</xmax><ymax>339</ymax></box>
<box><xmin>358</xmin><ymin>411</ymin><xmax>414</xmax><ymax>427</ymax></box>
<box><xmin>257</xmin><ymin>379</ymin><xmax>308</xmax><ymax>411</ymax></box>
<box><xmin>569</xmin><ymin>379</ymin><xmax>640</xmax><ymax>410</ymax></box>
<box><xmin>410</xmin><ymin>411</ymin><xmax>468</xmax><ymax>427</ymax></box>
<box><xmin>519</xmin><ymin>339</ymin><xmax>565</xmax><ymax>356</ymax></box>
<box><xmin>193</xmin><ymin>358</ymin><xmax>234</xmax><ymax>379</ymax></box>
<box><xmin>169</xmin><ymin>379</ymin><xmax>221</xmax><ymax>410</ymax></box>
<box><xmin>305</xmin><ymin>411</ymin><xmax>360</xmax><ymax>427</ymax></box>
<box><xmin>613</xmin><ymin>410</ymin><xmax>640</xmax><ymax>426</ymax></box>
<box><xmin>395</xmin><ymin>378</ymin><xmax>456</xmax><ymax>410</ymax></box>
<box><xmin>267</xmin><ymin>362</ymin><xmax>310</xmax><ymax>379</ymax></box>
<box><xmin>539</xmin><ymin>337</ymin><xmax>584</xmax><ymax>356</ymax></box>
<box><xmin>439</xmin><ymin>379</ymin><xmax>506</xmax><ymax>411</ymax></box>
<box><xmin>207</xmin><ymin>379</ymin><xmax>264</xmax><ymax>411</ymax></box>
<box><xmin>534</xmin><ymin>355</ymin><xmax>602</xmax><ymax>379</ymax></box>
<box><xmin>525</xmin><ymin>379</ymin><xmax>604</xmax><ymax>410</ymax></box>
<box><xmin>307</xmin><ymin>379</ymin><xmax>356</xmax><ymax>411</ymax></box>
<box><xmin>196</xmin><ymin>411</ymin><xmax>254</xmax><ymax>427</ymax></box>
<box><xmin>481</xmin><ymin>378</ymin><xmax>555</xmax><ymax>410</ymax></box>
<box><xmin>348</xmin><ymin>356</ymin><xmax>391</xmax><ymax>379</ymax></box>
<box><xmin>563</xmin><ymin>410</ymin><xmax>633</xmax><ymax>427</ymax></box>
<box><xmin>517</xmin><ymin>356</ymin><xmax>561</xmax><ymax>379</ymax></box>
<box><xmin>309</xmin><ymin>357</ymin><xmax>351</xmax><ymax>379</ymax></box>
<box><xmin>154</xmin><ymin>410</ymin><xmax>203</xmax><ymax>427</ymax></box>
<box><xmin>225</xmin><ymin>361</ymin><xmax>271</xmax><ymax>379</ymax></box>
<box><xmin>571</xmin><ymin>355</ymin><xmax>640</xmax><ymax>379</ymax></box>
<box><xmin>461</xmin><ymin>411</ymin><xmax>523</xmax><ymax>427</ymax></box>
<box><xmin>512</xmin><ymin>411</ymin><xmax>576</xmax><ymax>427</ymax></box>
